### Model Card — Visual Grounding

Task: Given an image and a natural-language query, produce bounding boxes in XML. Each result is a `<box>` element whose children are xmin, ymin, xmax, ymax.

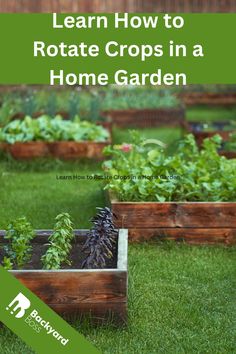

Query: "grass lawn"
<box><xmin>113</xmin><ymin>127</ymin><xmax>183</xmax><ymax>144</ymax></box>
<box><xmin>0</xmin><ymin>244</ymin><xmax>235</xmax><ymax>354</ymax></box>
<box><xmin>186</xmin><ymin>105</ymin><xmax>236</xmax><ymax>122</ymax></box>
<box><xmin>0</xmin><ymin>125</ymin><xmax>236</xmax><ymax>353</ymax></box>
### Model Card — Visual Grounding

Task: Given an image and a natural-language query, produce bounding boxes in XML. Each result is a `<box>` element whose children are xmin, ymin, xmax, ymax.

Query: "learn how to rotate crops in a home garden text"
<box><xmin>0</xmin><ymin>13</ymin><xmax>236</xmax><ymax>85</ymax></box>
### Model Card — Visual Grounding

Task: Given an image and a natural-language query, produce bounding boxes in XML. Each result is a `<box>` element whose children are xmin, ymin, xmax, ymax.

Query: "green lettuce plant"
<box><xmin>103</xmin><ymin>133</ymin><xmax>236</xmax><ymax>202</ymax></box>
<box><xmin>0</xmin><ymin>115</ymin><xmax>109</xmax><ymax>144</ymax></box>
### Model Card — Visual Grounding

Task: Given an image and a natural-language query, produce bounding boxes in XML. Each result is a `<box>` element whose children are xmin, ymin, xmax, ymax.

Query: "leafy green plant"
<box><xmin>21</xmin><ymin>91</ymin><xmax>38</xmax><ymax>116</ymax></box>
<box><xmin>2</xmin><ymin>256</ymin><xmax>13</xmax><ymax>270</ymax></box>
<box><xmin>224</xmin><ymin>132</ymin><xmax>236</xmax><ymax>151</ymax></box>
<box><xmin>82</xmin><ymin>207</ymin><xmax>117</xmax><ymax>269</ymax></box>
<box><xmin>45</xmin><ymin>92</ymin><xmax>58</xmax><ymax>117</ymax></box>
<box><xmin>0</xmin><ymin>91</ymin><xmax>22</xmax><ymax>126</ymax></box>
<box><xmin>103</xmin><ymin>133</ymin><xmax>236</xmax><ymax>202</ymax></box>
<box><xmin>0</xmin><ymin>101</ymin><xmax>16</xmax><ymax>126</ymax></box>
<box><xmin>89</xmin><ymin>95</ymin><xmax>101</xmax><ymax>122</ymax></box>
<box><xmin>0</xmin><ymin>115</ymin><xmax>110</xmax><ymax>143</ymax></box>
<box><xmin>68</xmin><ymin>92</ymin><xmax>80</xmax><ymax>119</ymax></box>
<box><xmin>3</xmin><ymin>217</ymin><xmax>35</xmax><ymax>269</ymax></box>
<box><xmin>41</xmin><ymin>213</ymin><xmax>74</xmax><ymax>270</ymax></box>
<box><xmin>102</xmin><ymin>88</ymin><xmax>181</xmax><ymax>110</ymax></box>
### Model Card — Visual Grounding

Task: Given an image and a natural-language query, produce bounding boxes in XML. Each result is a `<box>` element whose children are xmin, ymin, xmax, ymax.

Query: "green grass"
<box><xmin>0</xmin><ymin>243</ymin><xmax>235</xmax><ymax>354</ymax></box>
<box><xmin>0</xmin><ymin>124</ymin><xmax>236</xmax><ymax>353</ymax></box>
<box><xmin>187</xmin><ymin>105</ymin><xmax>236</xmax><ymax>122</ymax></box>
<box><xmin>113</xmin><ymin>127</ymin><xmax>183</xmax><ymax>145</ymax></box>
<box><xmin>0</xmin><ymin>160</ymin><xmax>105</xmax><ymax>229</ymax></box>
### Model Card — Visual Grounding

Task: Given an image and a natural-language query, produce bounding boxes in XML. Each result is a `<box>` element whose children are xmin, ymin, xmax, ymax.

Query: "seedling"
<box><xmin>41</xmin><ymin>213</ymin><xmax>74</xmax><ymax>270</ymax></box>
<box><xmin>2</xmin><ymin>256</ymin><xmax>13</xmax><ymax>270</ymax></box>
<box><xmin>4</xmin><ymin>217</ymin><xmax>35</xmax><ymax>269</ymax></box>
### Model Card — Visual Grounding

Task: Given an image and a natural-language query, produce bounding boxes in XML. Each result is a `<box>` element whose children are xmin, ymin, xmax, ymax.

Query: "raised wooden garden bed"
<box><xmin>109</xmin><ymin>195</ymin><xmax>236</xmax><ymax>245</ymax></box>
<box><xmin>47</xmin><ymin>141</ymin><xmax>109</xmax><ymax>160</ymax></box>
<box><xmin>0</xmin><ymin>229</ymin><xmax>128</xmax><ymax>324</ymax></box>
<box><xmin>219</xmin><ymin>151</ymin><xmax>236</xmax><ymax>159</ymax></box>
<box><xmin>179</xmin><ymin>92</ymin><xmax>236</xmax><ymax>106</ymax></box>
<box><xmin>0</xmin><ymin>135</ymin><xmax>111</xmax><ymax>160</ymax></box>
<box><xmin>0</xmin><ymin>141</ymin><xmax>110</xmax><ymax>160</ymax></box>
<box><xmin>11</xmin><ymin>112</ymin><xmax>45</xmax><ymax>120</ymax></box>
<box><xmin>102</xmin><ymin>107</ymin><xmax>186</xmax><ymax>128</ymax></box>
<box><xmin>1</xmin><ymin>112</ymin><xmax>112</xmax><ymax>159</ymax></box>
<box><xmin>186</xmin><ymin>121</ymin><xmax>233</xmax><ymax>145</ymax></box>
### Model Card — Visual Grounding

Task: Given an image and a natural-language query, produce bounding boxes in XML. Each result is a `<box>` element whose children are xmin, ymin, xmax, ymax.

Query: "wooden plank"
<box><xmin>112</xmin><ymin>201</ymin><xmax>236</xmax><ymax>228</ymax></box>
<box><xmin>128</xmin><ymin>228</ymin><xmax>236</xmax><ymax>244</ymax></box>
<box><xmin>0</xmin><ymin>0</ymin><xmax>235</xmax><ymax>12</ymax></box>
<box><xmin>48</xmin><ymin>141</ymin><xmax>109</xmax><ymax>160</ymax></box>
<box><xmin>103</xmin><ymin>108</ymin><xmax>185</xmax><ymax>128</ymax></box>
<box><xmin>1</xmin><ymin>139</ymin><xmax>110</xmax><ymax>160</ymax></box>
<box><xmin>180</xmin><ymin>92</ymin><xmax>236</xmax><ymax>106</ymax></box>
<box><xmin>220</xmin><ymin>151</ymin><xmax>236</xmax><ymax>159</ymax></box>
<box><xmin>113</xmin><ymin>202</ymin><xmax>176</xmax><ymax>228</ymax></box>
<box><xmin>13</xmin><ymin>271</ymin><xmax>126</xmax><ymax>304</ymax></box>
<box><xmin>9</xmin><ymin>142</ymin><xmax>49</xmax><ymax>159</ymax></box>
<box><xmin>177</xmin><ymin>203</ymin><xmax>236</xmax><ymax>227</ymax></box>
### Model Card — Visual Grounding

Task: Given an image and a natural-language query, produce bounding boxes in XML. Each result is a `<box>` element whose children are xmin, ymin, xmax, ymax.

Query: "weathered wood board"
<box><xmin>0</xmin><ymin>139</ymin><xmax>111</xmax><ymax>160</ymax></box>
<box><xmin>103</xmin><ymin>108</ymin><xmax>185</xmax><ymax>128</ymax></box>
<box><xmin>179</xmin><ymin>92</ymin><xmax>236</xmax><ymax>106</ymax></box>
<box><xmin>110</xmin><ymin>197</ymin><xmax>236</xmax><ymax>244</ymax></box>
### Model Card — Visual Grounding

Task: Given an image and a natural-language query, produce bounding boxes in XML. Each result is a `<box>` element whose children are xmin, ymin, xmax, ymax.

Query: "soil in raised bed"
<box><xmin>0</xmin><ymin>235</ymin><xmax>118</xmax><ymax>270</ymax></box>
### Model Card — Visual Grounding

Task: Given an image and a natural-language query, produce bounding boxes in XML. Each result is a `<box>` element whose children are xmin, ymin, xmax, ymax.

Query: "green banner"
<box><xmin>0</xmin><ymin>266</ymin><xmax>100</xmax><ymax>354</ymax></box>
<box><xmin>0</xmin><ymin>13</ymin><xmax>235</xmax><ymax>85</ymax></box>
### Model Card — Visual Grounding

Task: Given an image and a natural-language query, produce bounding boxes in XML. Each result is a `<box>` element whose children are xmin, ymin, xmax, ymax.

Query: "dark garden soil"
<box><xmin>0</xmin><ymin>234</ymin><xmax>118</xmax><ymax>270</ymax></box>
